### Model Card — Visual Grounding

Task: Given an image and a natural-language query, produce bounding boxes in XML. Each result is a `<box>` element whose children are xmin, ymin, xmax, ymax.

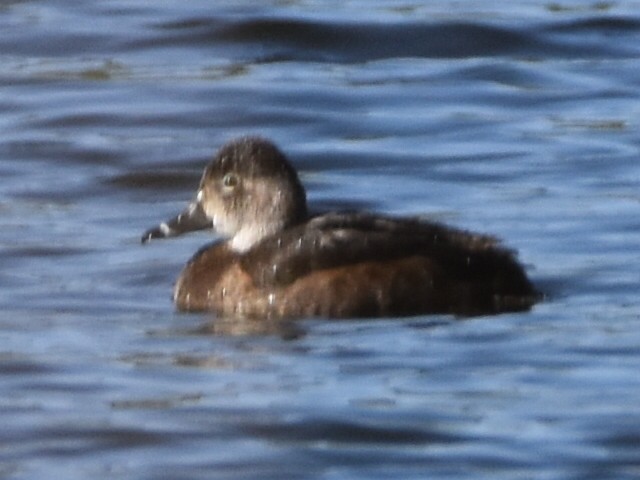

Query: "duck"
<box><xmin>141</xmin><ymin>136</ymin><xmax>538</xmax><ymax>319</ymax></box>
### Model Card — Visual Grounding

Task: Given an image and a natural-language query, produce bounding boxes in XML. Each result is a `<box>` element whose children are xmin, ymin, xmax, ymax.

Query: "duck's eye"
<box><xmin>222</xmin><ymin>173</ymin><xmax>239</xmax><ymax>189</ymax></box>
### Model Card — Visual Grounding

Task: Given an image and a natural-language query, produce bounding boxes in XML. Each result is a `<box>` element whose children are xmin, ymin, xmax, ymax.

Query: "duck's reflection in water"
<box><xmin>190</xmin><ymin>315</ymin><xmax>307</xmax><ymax>340</ymax></box>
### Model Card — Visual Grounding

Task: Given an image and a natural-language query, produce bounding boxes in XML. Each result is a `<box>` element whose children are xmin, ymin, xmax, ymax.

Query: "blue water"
<box><xmin>1</xmin><ymin>1</ymin><xmax>640</xmax><ymax>479</ymax></box>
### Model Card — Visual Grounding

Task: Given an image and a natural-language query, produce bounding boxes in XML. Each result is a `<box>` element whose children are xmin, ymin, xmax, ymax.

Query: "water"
<box><xmin>1</xmin><ymin>1</ymin><xmax>640</xmax><ymax>478</ymax></box>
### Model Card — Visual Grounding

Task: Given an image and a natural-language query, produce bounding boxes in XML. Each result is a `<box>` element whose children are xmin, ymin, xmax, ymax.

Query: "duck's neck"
<box><xmin>228</xmin><ymin>206</ymin><xmax>307</xmax><ymax>253</ymax></box>
<box><xmin>229</xmin><ymin>227</ymin><xmax>269</xmax><ymax>252</ymax></box>
<box><xmin>227</xmin><ymin>177</ymin><xmax>308</xmax><ymax>252</ymax></box>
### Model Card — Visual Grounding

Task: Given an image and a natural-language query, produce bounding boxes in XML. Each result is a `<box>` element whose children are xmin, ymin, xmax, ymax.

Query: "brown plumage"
<box><xmin>142</xmin><ymin>137</ymin><xmax>539</xmax><ymax>319</ymax></box>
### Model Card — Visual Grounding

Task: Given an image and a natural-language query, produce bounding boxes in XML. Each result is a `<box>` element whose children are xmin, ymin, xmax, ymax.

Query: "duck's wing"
<box><xmin>240</xmin><ymin>212</ymin><xmax>519</xmax><ymax>288</ymax></box>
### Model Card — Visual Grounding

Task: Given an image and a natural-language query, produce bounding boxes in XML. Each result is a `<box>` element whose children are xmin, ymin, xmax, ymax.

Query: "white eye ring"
<box><xmin>222</xmin><ymin>173</ymin><xmax>239</xmax><ymax>188</ymax></box>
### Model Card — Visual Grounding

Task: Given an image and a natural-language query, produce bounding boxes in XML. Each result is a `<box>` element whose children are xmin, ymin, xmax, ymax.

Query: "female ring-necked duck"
<box><xmin>142</xmin><ymin>137</ymin><xmax>538</xmax><ymax>318</ymax></box>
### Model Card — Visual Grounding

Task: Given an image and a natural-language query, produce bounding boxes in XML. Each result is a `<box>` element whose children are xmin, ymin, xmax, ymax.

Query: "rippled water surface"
<box><xmin>2</xmin><ymin>1</ymin><xmax>640</xmax><ymax>479</ymax></box>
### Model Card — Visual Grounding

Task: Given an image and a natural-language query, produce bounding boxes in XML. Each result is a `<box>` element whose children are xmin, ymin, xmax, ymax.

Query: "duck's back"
<box><xmin>174</xmin><ymin>212</ymin><xmax>538</xmax><ymax>318</ymax></box>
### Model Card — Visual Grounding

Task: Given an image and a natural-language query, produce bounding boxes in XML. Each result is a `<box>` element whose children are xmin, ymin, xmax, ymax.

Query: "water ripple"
<box><xmin>1</xmin><ymin>1</ymin><xmax>640</xmax><ymax>480</ymax></box>
<box><xmin>143</xmin><ymin>16</ymin><xmax>631</xmax><ymax>62</ymax></box>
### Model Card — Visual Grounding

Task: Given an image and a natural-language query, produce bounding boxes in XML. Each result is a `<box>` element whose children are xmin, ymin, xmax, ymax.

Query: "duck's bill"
<box><xmin>141</xmin><ymin>201</ymin><xmax>213</xmax><ymax>244</ymax></box>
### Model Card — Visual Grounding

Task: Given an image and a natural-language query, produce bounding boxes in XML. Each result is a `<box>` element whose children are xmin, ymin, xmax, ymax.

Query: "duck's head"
<box><xmin>142</xmin><ymin>137</ymin><xmax>308</xmax><ymax>251</ymax></box>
